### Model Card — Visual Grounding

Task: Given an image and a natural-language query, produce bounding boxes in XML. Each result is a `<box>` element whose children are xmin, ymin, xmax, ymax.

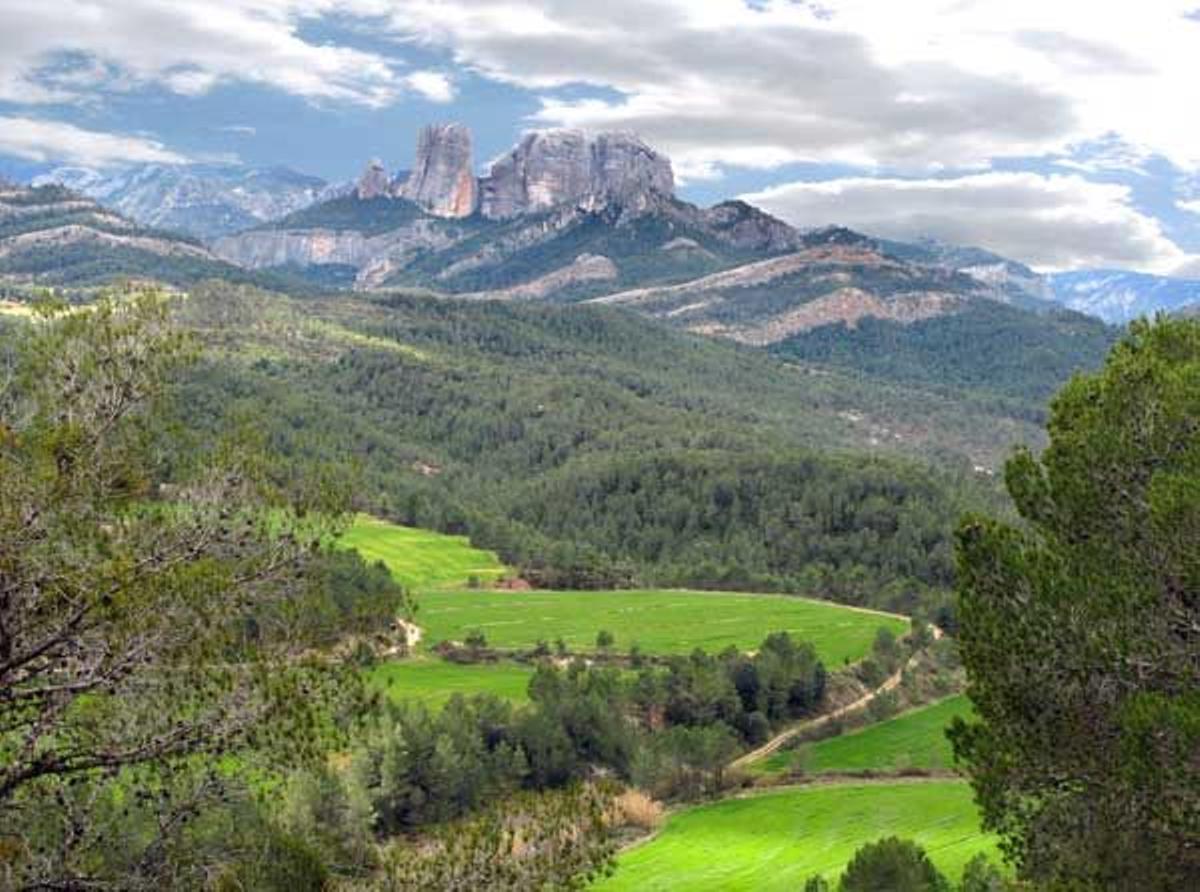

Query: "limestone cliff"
<box><xmin>480</xmin><ymin>130</ymin><xmax>674</xmax><ymax>219</ymax></box>
<box><xmin>398</xmin><ymin>123</ymin><xmax>478</xmax><ymax>218</ymax></box>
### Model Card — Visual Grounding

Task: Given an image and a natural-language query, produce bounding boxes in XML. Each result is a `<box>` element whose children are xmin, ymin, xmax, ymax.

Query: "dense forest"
<box><xmin>168</xmin><ymin>282</ymin><xmax>1017</xmax><ymax>617</ymax></box>
<box><xmin>773</xmin><ymin>300</ymin><xmax>1117</xmax><ymax>414</ymax></box>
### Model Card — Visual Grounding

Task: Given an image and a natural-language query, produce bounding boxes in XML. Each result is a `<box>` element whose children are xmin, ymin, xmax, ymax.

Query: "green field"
<box><xmin>595</xmin><ymin>781</ymin><xmax>998</xmax><ymax>890</ymax></box>
<box><xmin>755</xmin><ymin>695</ymin><xmax>974</xmax><ymax>776</ymax></box>
<box><xmin>339</xmin><ymin>515</ymin><xmax>507</xmax><ymax>590</ymax></box>
<box><xmin>366</xmin><ymin>658</ymin><xmax>534</xmax><ymax>708</ymax></box>
<box><xmin>418</xmin><ymin>589</ymin><xmax>906</xmax><ymax>664</ymax></box>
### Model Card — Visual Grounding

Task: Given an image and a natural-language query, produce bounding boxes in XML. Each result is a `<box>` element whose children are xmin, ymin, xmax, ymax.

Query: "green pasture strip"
<box><xmin>754</xmin><ymin>694</ymin><xmax>974</xmax><ymax>776</ymax></box>
<box><xmin>339</xmin><ymin>515</ymin><xmax>507</xmax><ymax>591</ymax></box>
<box><xmin>595</xmin><ymin>780</ymin><xmax>999</xmax><ymax>890</ymax></box>
<box><xmin>366</xmin><ymin>658</ymin><xmax>534</xmax><ymax>708</ymax></box>
<box><xmin>418</xmin><ymin>589</ymin><xmax>906</xmax><ymax>664</ymax></box>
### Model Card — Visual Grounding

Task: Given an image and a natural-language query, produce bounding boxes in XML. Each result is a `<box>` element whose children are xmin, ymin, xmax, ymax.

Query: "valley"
<box><xmin>4</xmin><ymin>18</ymin><xmax>1195</xmax><ymax>883</ymax></box>
<box><xmin>334</xmin><ymin>516</ymin><xmax>992</xmax><ymax>888</ymax></box>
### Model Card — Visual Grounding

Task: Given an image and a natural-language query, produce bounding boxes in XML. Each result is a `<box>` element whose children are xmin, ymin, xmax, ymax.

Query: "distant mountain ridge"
<box><xmin>32</xmin><ymin>163</ymin><xmax>335</xmax><ymax>240</ymax></box>
<box><xmin>1045</xmin><ymin>269</ymin><xmax>1200</xmax><ymax>323</ymax></box>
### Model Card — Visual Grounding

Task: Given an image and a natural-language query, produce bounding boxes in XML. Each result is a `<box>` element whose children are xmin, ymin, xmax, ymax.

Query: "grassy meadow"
<box><xmin>417</xmin><ymin>588</ymin><xmax>906</xmax><ymax>664</ymax></box>
<box><xmin>339</xmin><ymin>515</ymin><xmax>507</xmax><ymax>590</ymax></box>
<box><xmin>754</xmin><ymin>694</ymin><xmax>974</xmax><ymax>777</ymax></box>
<box><xmin>339</xmin><ymin>516</ymin><xmax>907</xmax><ymax>666</ymax></box>
<box><xmin>366</xmin><ymin>658</ymin><xmax>535</xmax><ymax>708</ymax></box>
<box><xmin>595</xmin><ymin>780</ymin><xmax>998</xmax><ymax>890</ymax></box>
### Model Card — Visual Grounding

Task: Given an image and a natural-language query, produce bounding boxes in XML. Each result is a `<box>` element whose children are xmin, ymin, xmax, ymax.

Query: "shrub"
<box><xmin>611</xmin><ymin>788</ymin><xmax>663</xmax><ymax>831</ymax></box>
<box><xmin>839</xmin><ymin>837</ymin><xmax>949</xmax><ymax>892</ymax></box>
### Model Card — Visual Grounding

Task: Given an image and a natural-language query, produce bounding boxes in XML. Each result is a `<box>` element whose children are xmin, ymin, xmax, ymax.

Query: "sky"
<box><xmin>2</xmin><ymin>0</ymin><xmax>1199</xmax><ymax>275</ymax></box>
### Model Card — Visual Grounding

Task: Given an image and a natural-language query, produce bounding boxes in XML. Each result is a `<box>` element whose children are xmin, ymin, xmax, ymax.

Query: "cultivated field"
<box><xmin>595</xmin><ymin>780</ymin><xmax>998</xmax><ymax>890</ymax></box>
<box><xmin>754</xmin><ymin>694</ymin><xmax>974</xmax><ymax>776</ymax></box>
<box><xmin>418</xmin><ymin>588</ymin><xmax>907</xmax><ymax>664</ymax></box>
<box><xmin>367</xmin><ymin>658</ymin><xmax>534</xmax><ymax>708</ymax></box>
<box><xmin>339</xmin><ymin>515</ymin><xmax>507</xmax><ymax>590</ymax></box>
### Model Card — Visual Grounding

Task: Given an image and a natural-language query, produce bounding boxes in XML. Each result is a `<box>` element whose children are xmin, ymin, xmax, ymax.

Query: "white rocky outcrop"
<box><xmin>398</xmin><ymin>123</ymin><xmax>478</xmax><ymax>218</ymax></box>
<box><xmin>479</xmin><ymin>130</ymin><xmax>674</xmax><ymax>220</ymax></box>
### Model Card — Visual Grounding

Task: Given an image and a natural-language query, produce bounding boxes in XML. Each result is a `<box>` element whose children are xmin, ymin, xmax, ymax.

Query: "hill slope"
<box><xmin>166</xmin><ymin>280</ymin><xmax>1036</xmax><ymax>613</ymax></box>
<box><xmin>771</xmin><ymin>299</ymin><xmax>1117</xmax><ymax>409</ymax></box>
<box><xmin>589</xmin><ymin>232</ymin><xmax>988</xmax><ymax>343</ymax></box>
<box><xmin>0</xmin><ymin>183</ymin><xmax>265</xmax><ymax>289</ymax></box>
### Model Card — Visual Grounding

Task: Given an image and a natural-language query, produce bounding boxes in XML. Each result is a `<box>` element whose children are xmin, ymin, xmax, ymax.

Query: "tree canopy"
<box><xmin>0</xmin><ymin>291</ymin><xmax>394</xmax><ymax>887</ymax></box>
<box><xmin>950</xmin><ymin>317</ymin><xmax>1200</xmax><ymax>890</ymax></box>
<box><xmin>838</xmin><ymin>836</ymin><xmax>949</xmax><ymax>892</ymax></box>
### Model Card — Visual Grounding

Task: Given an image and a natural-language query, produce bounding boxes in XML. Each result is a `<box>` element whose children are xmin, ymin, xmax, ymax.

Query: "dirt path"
<box><xmin>729</xmin><ymin>625</ymin><xmax>942</xmax><ymax>771</ymax></box>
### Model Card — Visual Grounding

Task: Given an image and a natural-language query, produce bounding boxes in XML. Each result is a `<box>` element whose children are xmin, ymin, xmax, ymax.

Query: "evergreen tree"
<box><xmin>950</xmin><ymin>318</ymin><xmax>1200</xmax><ymax>889</ymax></box>
<box><xmin>838</xmin><ymin>837</ymin><xmax>949</xmax><ymax>892</ymax></box>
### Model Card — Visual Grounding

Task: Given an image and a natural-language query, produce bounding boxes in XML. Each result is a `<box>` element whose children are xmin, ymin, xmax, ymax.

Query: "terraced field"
<box><xmin>418</xmin><ymin>588</ymin><xmax>906</xmax><ymax>664</ymax></box>
<box><xmin>754</xmin><ymin>694</ymin><xmax>974</xmax><ymax>776</ymax></box>
<box><xmin>338</xmin><ymin>515</ymin><xmax>507</xmax><ymax>590</ymax></box>
<box><xmin>594</xmin><ymin>781</ymin><xmax>998</xmax><ymax>890</ymax></box>
<box><xmin>367</xmin><ymin>658</ymin><xmax>534</xmax><ymax>708</ymax></box>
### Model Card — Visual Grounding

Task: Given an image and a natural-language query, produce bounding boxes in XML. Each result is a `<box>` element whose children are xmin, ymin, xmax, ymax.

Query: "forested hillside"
<box><xmin>165</xmin><ymin>281</ymin><xmax>1021</xmax><ymax>616</ymax></box>
<box><xmin>0</xmin><ymin>184</ymin><xmax>249</xmax><ymax>286</ymax></box>
<box><xmin>773</xmin><ymin>300</ymin><xmax>1118</xmax><ymax>413</ymax></box>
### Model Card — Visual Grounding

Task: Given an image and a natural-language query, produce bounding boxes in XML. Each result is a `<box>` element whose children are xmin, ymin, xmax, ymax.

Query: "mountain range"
<box><xmin>209</xmin><ymin>125</ymin><xmax>1027</xmax><ymax>325</ymax></box>
<box><xmin>16</xmin><ymin>124</ymin><xmax>1199</xmax><ymax>324</ymax></box>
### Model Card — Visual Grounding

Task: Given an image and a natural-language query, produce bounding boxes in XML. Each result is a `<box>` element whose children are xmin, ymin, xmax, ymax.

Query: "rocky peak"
<box><xmin>587</xmin><ymin>131</ymin><xmax>675</xmax><ymax>211</ymax></box>
<box><xmin>356</xmin><ymin>159</ymin><xmax>391</xmax><ymax>200</ymax></box>
<box><xmin>398</xmin><ymin>123</ymin><xmax>478</xmax><ymax>218</ymax></box>
<box><xmin>480</xmin><ymin>129</ymin><xmax>674</xmax><ymax>220</ymax></box>
<box><xmin>703</xmin><ymin>200</ymin><xmax>803</xmax><ymax>254</ymax></box>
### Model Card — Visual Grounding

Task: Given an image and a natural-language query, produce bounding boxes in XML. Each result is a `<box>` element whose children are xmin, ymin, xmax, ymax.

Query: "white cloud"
<box><xmin>376</xmin><ymin>0</ymin><xmax>1200</xmax><ymax>175</ymax></box>
<box><xmin>1177</xmin><ymin>199</ymin><xmax>1200</xmax><ymax>216</ymax></box>
<box><xmin>218</xmin><ymin>125</ymin><xmax>258</xmax><ymax>136</ymax></box>
<box><xmin>6</xmin><ymin>1</ymin><xmax>1199</xmax><ymax>180</ymax></box>
<box><xmin>742</xmin><ymin>172</ymin><xmax>1195</xmax><ymax>274</ymax></box>
<box><xmin>0</xmin><ymin>0</ymin><xmax>404</xmax><ymax>108</ymax></box>
<box><xmin>404</xmin><ymin>70</ymin><xmax>456</xmax><ymax>103</ymax></box>
<box><xmin>1173</xmin><ymin>257</ymin><xmax>1200</xmax><ymax>278</ymax></box>
<box><xmin>0</xmin><ymin>116</ymin><xmax>187</xmax><ymax>166</ymax></box>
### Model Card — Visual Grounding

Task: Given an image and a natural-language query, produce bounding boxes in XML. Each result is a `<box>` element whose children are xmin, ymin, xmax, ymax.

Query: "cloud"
<box><xmin>0</xmin><ymin>0</ymin><xmax>404</xmax><ymax>108</ymax></box>
<box><xmin>1177</xmin><ymin>199</ymin><xmax>1200</xmax><ymax>216</ymax></box>
<box><xmin>376</xmin><ymin>0</ymin><xmax>1200</xmax><ymax>176</ymax></box>
<box><xmin>1173</xmin><ymin>257</ymin><xmax>1200</xmax><ymax>278</ymax></box>
<box><xmin>0</xmin><ymin>116</ymin><xmax>187</xmax><ymax>166</ymax></box>
<box><xmin>218</xmin><ymin>125</ymin><xmax>258</xmax><ymax>136</ymax></box>
<box><xmin>383</xmin><ymin>0</ymin><xmax>1073</xmax><ymax>174</ymax></box>
<box><xmin>404</xmin><ymin>70</ymin><xmax>456</xmax><ymax>103</ymax></box>
<box><xmin>742</xmin><ymin>172</ymin><xmax>1195</xmax><ymax>273</ymax></box>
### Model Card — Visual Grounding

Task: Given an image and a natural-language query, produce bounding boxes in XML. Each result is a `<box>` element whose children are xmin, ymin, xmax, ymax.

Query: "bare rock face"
<box><xmin>587</xmin><ymin>132</ymin><xmax>675</xmax><ymax>212</ymax></box>
<box><xmin>356</xmin><ymin>159</ymin><xmax>391</xmax><ymax>200</ymax></box>
<box><xmin>480</xmin><ymin>130</ymin><xmax>674</xmax><ymax>220</ymax></box>
<box><xmin>399</xmin><ymin>123</ymin><xmax>478</xmax><ymax>218</ymax></box>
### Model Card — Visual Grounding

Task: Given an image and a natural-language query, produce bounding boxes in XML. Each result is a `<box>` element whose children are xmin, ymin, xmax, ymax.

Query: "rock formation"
<box><xmin>356</xmin><ymin>159</ymin><xmax>392</xmax><ymax>200</ymax></box>
<box><xmin>398</xmin><ymin>123</ymin><xmax>478</xmax><ymax>218</ymax></box>
<box><xmin>480</xmin><ymin>130</ymin><xmax>674</xmax><ymax>219</ymax></box>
